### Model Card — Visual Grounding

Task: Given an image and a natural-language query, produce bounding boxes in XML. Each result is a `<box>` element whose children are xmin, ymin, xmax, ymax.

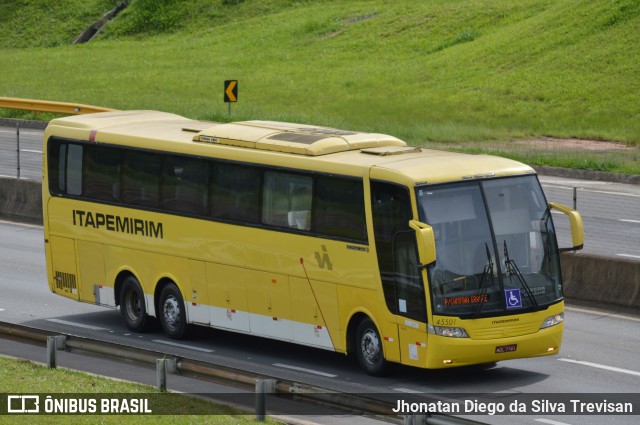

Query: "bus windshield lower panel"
<box><xmin>417</xmin><ymin>176</ymin><xmax>562</xmax><ymax>318</ymax></box>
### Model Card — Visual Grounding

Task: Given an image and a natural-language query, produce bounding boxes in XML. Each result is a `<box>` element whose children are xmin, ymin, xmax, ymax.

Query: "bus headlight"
<box><xmin>428</xmin><ymin>324</ymin><xmax>469</xmax><ymax>338</ymax></box>
<box><xmin>540</xmin><ymin>312</ymin><xmax>564</xmax><ymax>330</ymax></box>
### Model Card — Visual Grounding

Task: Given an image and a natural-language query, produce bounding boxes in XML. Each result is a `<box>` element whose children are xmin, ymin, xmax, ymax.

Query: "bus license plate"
<box><xmin>495</xmin><ymin>344</ymin><xmax>517</xmax><ymax>353</ymax></box>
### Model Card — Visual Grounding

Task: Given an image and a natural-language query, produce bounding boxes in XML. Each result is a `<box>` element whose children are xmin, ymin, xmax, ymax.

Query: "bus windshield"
<box><xmin>417</xmin><ymin>175</ymin><xmax>562</xmax><ymax>318</ymax></box>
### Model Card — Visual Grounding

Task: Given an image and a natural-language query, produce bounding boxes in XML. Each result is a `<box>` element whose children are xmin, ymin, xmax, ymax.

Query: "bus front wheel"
<box><xmin>159</xmin><ymin>283</ymin><xmax>188</xmax><ymax>339</ymax></box>
<box><xmin>120</xmin><ymin>276</ymin><xmax>151</xmax><ymax>332</ymax></box>
<box><xmin>356</xmin><ymin>318</ymin><xmax>388</xmax><ymax>376</ymax></box>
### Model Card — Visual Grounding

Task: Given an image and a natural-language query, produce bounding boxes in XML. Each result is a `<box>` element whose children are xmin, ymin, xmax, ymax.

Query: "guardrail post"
<box><xmin>255</xmin><ymin>378</ymin><xmax>276</xmax><ymax>421</ymax></box>
<box><xmin>16</xmin><ymin>123</ymin><xmax>20</xmax><ymax>179</ymax></box>
<box><xmin>46</xmin><ymin>336</ymin><xmax>56</xmax><ymax>368</ymax></box>
<box><xmin>156</xmin><ymin>359</ymin><xmax>168</xmax><ymax>392</ymax></box>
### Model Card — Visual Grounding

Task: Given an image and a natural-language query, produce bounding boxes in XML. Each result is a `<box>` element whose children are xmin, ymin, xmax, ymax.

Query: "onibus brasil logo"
<box><xmin>5</xmin><ymin>395</ymin><xmax>152</xmax><ymax>414</ymax></box>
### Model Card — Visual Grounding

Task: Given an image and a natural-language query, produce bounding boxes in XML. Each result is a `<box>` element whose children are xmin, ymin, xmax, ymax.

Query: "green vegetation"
<box><xmin>0</xmin><ymin>356</ymin><xmax>266</xmax><ymax>424</ymax></box>
<box><xmin>0</xmin><ymin>0</ymin><xmax>638</xmax><ymax>173</ymax></box>
<box><xmin>0</xmin><ymin>0</ymin><xmax>119</xmax><ymax>48</ymax></box>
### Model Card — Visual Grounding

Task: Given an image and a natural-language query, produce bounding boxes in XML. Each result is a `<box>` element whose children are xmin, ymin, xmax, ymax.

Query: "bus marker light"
<box><xmin>443</xmin><ymin>360</ymin><xmax>453</xmax><ymax>364</ymax></box>
<box><xmin>384</xmin><ymin>337</ymin><xmax>394</xmax><ymax>342</ymax></box>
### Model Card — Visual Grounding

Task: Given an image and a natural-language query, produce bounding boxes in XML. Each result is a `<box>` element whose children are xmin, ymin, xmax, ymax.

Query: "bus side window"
<box><xmin>162</xmin><ymin>155</ymin><xmax>208</xmax><ymax>215</ymax></box>
<box><xmin>313</xmin><ymin>176</ymin><xmax>366</xmax><ymax>241</ymax></box>
<box><xmin>262</xmin><ymin>171</ymin><xmax>312</xmax><ymax>230</ymax></box>
<box><xmin>84</xmin><ymin>145</ymin><xmax>121</xmax><ymax>202</ymax></box>
<box><xmin>66</xmin><ymin>144</ymin><xmax>83</xmax><ymax>196</ymax></box>
<box><xmin>289</xmin><ymin>185</ymin><xmax>312</xmax><ymax>230</ymax></box>
<box><xmin>47</xmin><ymin>139</ymin><xmax>65</xmax><ymax>194</ymax></box>
<box><xmin>47</xmin><ymin>139</ymin><xmax>82</xmax><ymax>196</ymax></box>
<box><xmin>121</xmin><ymin>151</ymin><xmax>162</xmax><ymax>208</ymax></box>
<box><xmin>210</xmin><ymin>162</ymin><xmax>261</xmax><ymax>223</ymax></box>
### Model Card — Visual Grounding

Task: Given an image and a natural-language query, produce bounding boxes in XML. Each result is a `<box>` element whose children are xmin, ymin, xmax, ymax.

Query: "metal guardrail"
<box><xmin>0</xmin><ymin>96</ymin><xmax>115</xmax><ymax>115</ymax></box>
<box><xmin>0</xmin><ymin>321</ymin><xmax>487</xmax><ymax>424</ymax></box>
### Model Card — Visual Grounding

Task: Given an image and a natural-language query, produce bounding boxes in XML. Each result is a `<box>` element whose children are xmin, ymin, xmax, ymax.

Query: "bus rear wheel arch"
<box><xmin>157</xmin><ymin>281</ymin><xmax>188</xmax><ymax>340</ymax></box>
<box><xmin>119</xmin><ymin>275</ymin><xmax>152</xmax><ymax>332</ymax></box>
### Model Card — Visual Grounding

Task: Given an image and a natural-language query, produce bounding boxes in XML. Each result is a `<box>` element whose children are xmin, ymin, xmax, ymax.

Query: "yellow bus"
<box><xmin>42</xmin><ymin>110</ymin><xmax>583</xmax><ymax>375</ymax></box>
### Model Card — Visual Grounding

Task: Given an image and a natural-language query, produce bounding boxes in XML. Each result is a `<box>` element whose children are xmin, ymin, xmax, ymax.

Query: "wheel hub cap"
<box><xmin>163</xmin><ymin>296</ymin><xmax>180</xmax><ymax>328</ymax></box>
<box><xmin>361</xmin><ymin>330</ymin><xmax>380</xmax><ymax>364</ymax></box>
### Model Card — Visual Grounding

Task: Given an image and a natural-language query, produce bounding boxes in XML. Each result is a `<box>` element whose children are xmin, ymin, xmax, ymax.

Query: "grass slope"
<box><xmin>0</xmin><ymin>0</ymin><xmax>119</xmax><ymax>48</ymax></box>
<box><xmin>0</xmin><ymin>0</ymin><xmax>638</xmax><ymax>171</ymax></box>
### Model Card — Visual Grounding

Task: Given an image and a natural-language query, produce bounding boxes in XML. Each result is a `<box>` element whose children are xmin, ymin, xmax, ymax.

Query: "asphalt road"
<box><xmin>540</xmin><ymin>176</ymin><xmax>640</xmax><ymax>260</ymax></box>
<box><xmin>0</xmin><ymin>220</ymin><xmax>639</xmax><ymax>425</ymax></box>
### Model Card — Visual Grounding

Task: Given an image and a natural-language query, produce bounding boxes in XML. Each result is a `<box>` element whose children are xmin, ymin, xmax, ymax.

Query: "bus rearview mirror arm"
<box><xmin>548</xmin><ymin>202</ymin><xmax>584</xmax><ymax>252</ymax></box>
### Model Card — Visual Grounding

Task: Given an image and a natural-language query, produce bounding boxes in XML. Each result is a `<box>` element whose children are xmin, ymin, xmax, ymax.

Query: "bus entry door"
<box><xmin>394</xmin><ymin>231</ymin><xmax>429</xmax><ymax>367</ymax></box>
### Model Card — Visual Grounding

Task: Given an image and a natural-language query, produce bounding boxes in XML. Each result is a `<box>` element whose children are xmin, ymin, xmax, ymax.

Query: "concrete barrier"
<box><xmin>561</xmin><ymin>252</ymin><xmax>640</xmax><ymax>310</ymax></box>
<box><xmin>0</xmin><ymin>178</ymin><xmax>638</xmax><ymax>311</ymax></box>
<box><xmin>0</xmin><ymin>177</ymin><xmax>42</xmax><ymax>224</ymax></box>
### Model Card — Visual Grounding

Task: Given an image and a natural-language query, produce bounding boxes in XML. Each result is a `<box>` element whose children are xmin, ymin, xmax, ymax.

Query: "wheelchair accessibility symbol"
<box><xmin>505</xmin><ymin>289</ymin><xmax>522</xmax><ymax>309</ymax></box>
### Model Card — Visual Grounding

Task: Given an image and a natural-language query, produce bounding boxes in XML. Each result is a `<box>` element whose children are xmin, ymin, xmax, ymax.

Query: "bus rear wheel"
<box><xmin>120</xmin><ymin>276</ymin><xmax>151</xmax><ymax>332</ymax></box>
<box><xmin>159</xmin><ymin>283</ymin><xmax>188</xmax><ymax>339</ymax></box>
<box><xmin>356</xmin><ymin>318</ymin><xmax>388</xmax><ymax>376</ymax></box>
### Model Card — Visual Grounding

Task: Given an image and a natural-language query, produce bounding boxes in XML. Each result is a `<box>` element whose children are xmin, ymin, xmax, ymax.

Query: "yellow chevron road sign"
<box><xmin>224</xmin><ymin>80</ymin><xmax>238</xmax><ymax>103</ymax></box>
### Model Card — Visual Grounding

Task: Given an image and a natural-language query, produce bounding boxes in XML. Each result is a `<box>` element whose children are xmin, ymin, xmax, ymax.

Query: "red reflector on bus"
<box><xmin>89</xmin><ymin>130</ymin><xmax>97</xmax><ymax>142</ymax></box>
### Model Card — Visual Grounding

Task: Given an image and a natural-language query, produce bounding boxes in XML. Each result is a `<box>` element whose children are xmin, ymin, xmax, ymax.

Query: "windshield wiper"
<box><xmin>472</xmin><ymin>243</ymin><xmax>494</xmax><ymax>317</ymax></box>
<box><xmin>503</xmin><ymin>241</ymin><xmax>539</xmax><ymax>309</ymax></box>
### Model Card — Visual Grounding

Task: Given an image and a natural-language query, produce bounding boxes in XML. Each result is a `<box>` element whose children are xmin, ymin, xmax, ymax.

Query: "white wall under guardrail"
<box><xmin>0</xmin><ymin>177</ymin><xmax>42</xmax><ymax>223</ymax></box>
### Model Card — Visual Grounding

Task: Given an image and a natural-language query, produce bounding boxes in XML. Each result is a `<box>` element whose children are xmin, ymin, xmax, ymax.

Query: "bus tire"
<box><xmin>120</xmin><ymin>276</ymin><xmax>151</xmax><ymax>332</ymax></box>
<box><xmin>356</xmin><ymin>318</ymin><xmax>388</xmax><ymax>376</ymax></box>
<box><xmin>158</xmin><ymin>283</ymin><xmax>188</xmax><ymax>339</ymax></box>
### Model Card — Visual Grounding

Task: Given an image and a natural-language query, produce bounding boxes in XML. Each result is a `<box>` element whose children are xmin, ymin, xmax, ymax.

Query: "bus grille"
<box><xmin>470</xmin><ymin>323</ymin><xmax>540</xmax><ymax>339</ymax></box>
<box><xmin>55</xmin><ymin>271</ymin><xmax>77</xmax><ymax>294</ymax></box>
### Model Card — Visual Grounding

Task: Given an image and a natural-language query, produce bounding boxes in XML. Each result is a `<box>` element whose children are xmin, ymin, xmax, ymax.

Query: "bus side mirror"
<box><xmin>549</xmin><ymin>202</ymin><xmax>584</xmax><ymax>252</ymax></box>
<box><xmin>409</xmin><ymin>220</ymin><xmax>437</xmax><ymax>269</ymax></box>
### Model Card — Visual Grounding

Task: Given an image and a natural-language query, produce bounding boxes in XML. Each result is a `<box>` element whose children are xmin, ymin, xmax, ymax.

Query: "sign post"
<box><xmin>224</xmin><ymin>80</ymin><xmax>238</xmax><ymax>117</ymax></box>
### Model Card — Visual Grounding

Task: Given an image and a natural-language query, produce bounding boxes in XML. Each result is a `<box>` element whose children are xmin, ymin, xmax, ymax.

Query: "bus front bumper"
<box><xmin>425</xmin><ymin>324</ymin><xmax>563</xmax><ymax>369</ymax></box>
